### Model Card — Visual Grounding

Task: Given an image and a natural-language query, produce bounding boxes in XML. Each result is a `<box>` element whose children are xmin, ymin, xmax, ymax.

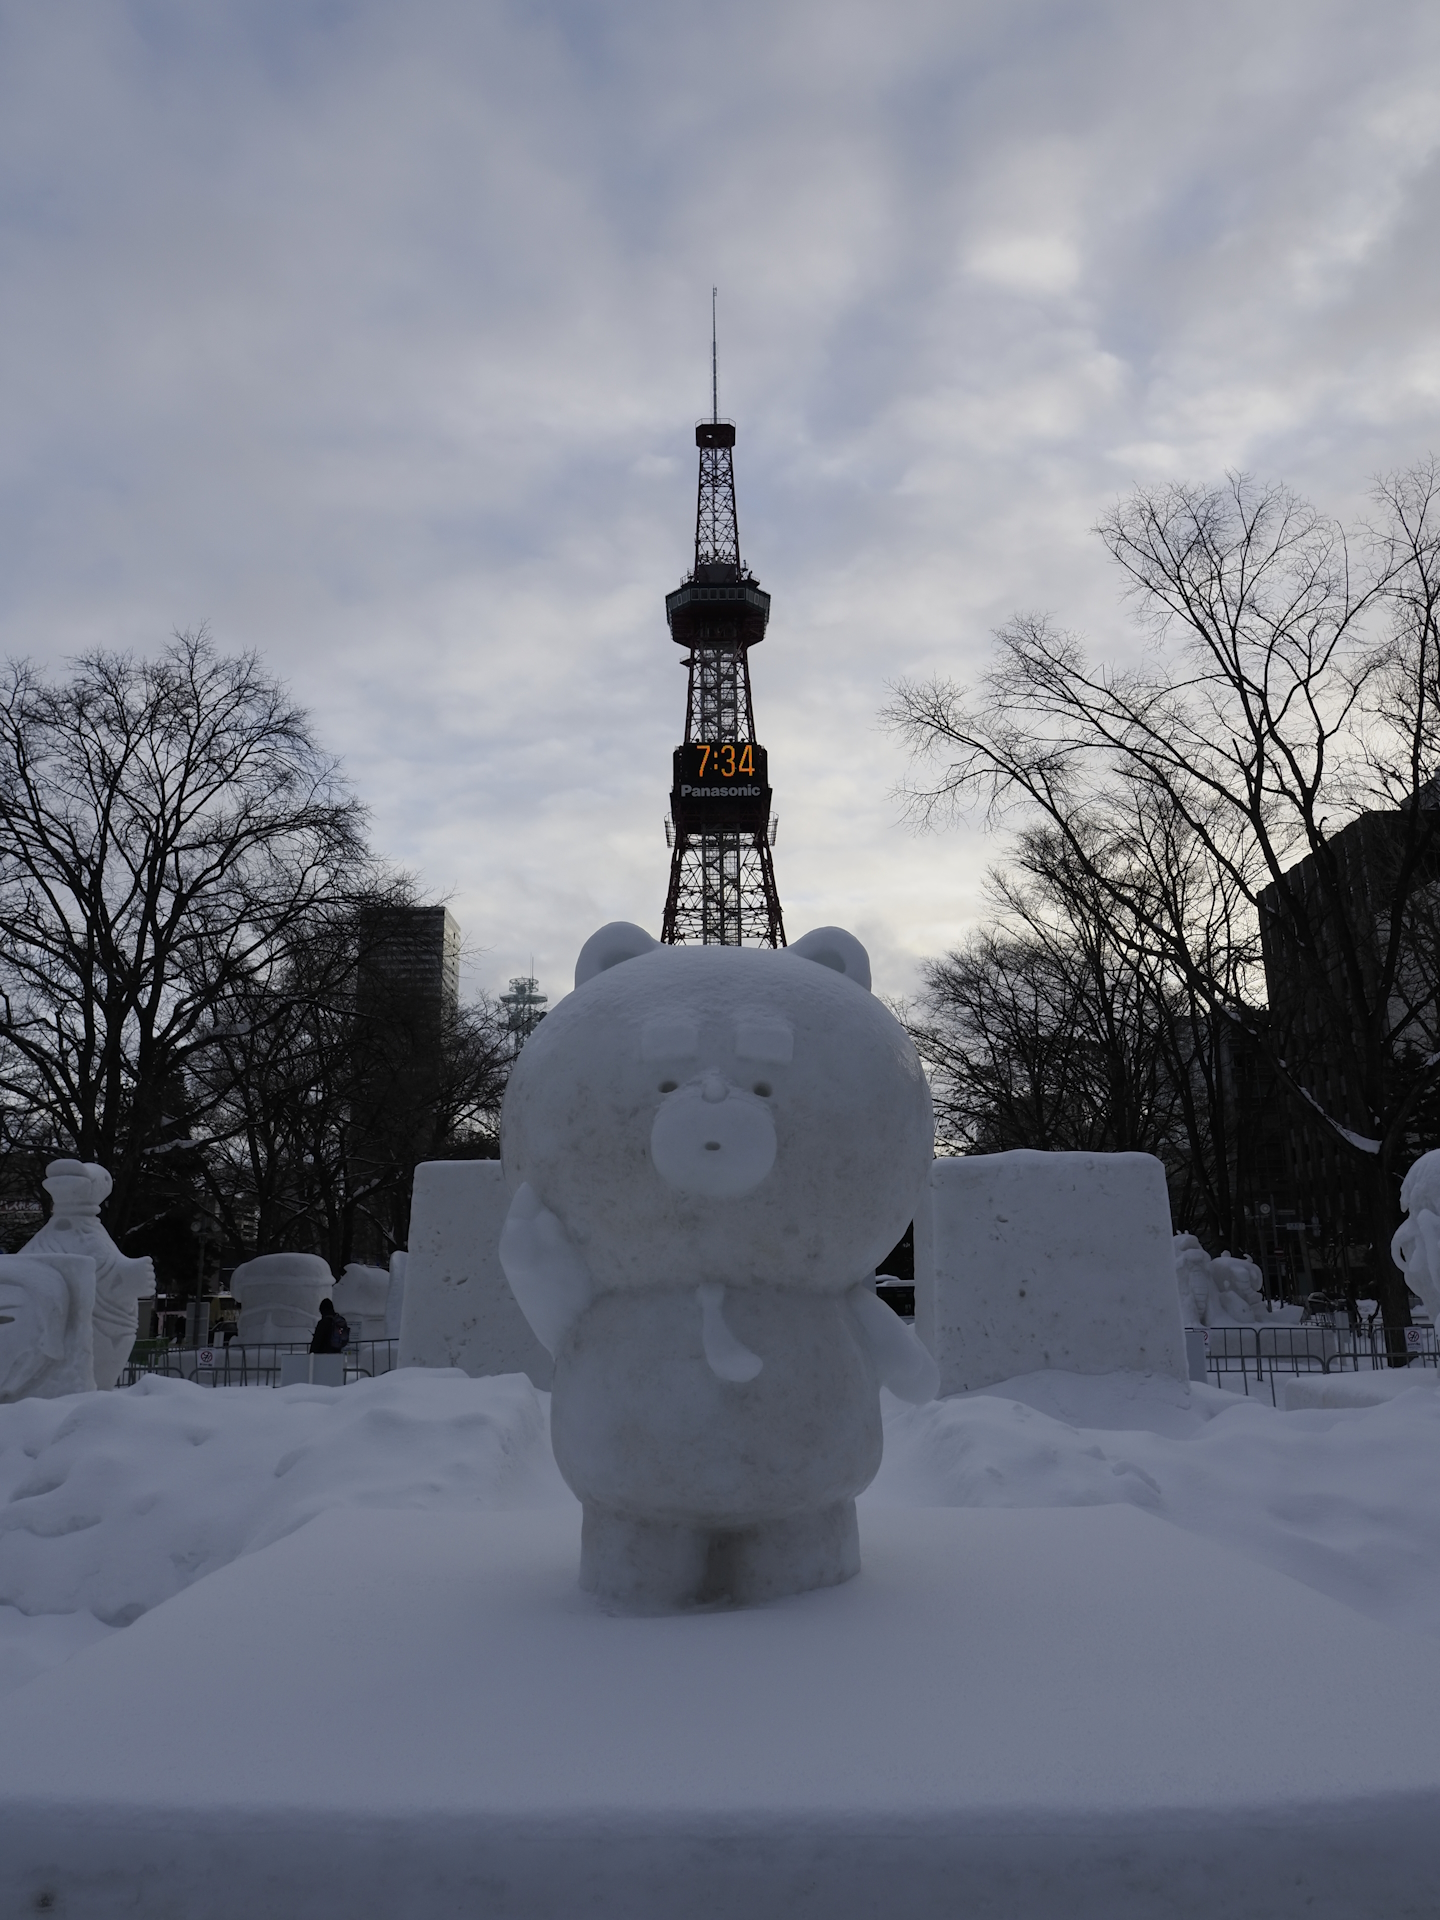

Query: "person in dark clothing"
<box><xmin>310</xmin><ymin>1298</ymin><xmax>350</xmax><ymax>1354</ymax></box>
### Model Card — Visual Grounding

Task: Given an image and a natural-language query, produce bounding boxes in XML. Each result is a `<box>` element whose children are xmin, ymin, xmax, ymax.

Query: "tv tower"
<box><xmin>660</xmin><ymin>296</ymin><xmax>785</xmax><ymax>946</ymax></box>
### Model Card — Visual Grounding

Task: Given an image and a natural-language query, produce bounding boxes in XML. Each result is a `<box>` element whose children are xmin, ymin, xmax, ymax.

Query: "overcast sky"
<box><xmin>2</xmin><ymin>0</ymin><xmax>1438</xmax><ymax>1003</ymax></box>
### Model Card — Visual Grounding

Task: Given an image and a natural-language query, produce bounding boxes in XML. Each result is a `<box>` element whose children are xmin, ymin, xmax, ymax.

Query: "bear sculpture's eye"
<box><xmin>753</xmin><ymin>1082</ymin><xmax>772</xmax><ymax>1098</ymax></box>
<box><xmin>658</xmin><ymin>1080</ymin><xmax>678</xmax><ymax>1094</ymax></box>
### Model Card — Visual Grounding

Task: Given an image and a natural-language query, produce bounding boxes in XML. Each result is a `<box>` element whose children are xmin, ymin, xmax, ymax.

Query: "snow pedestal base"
<box><xmin>1</xmin><ymin>1503</ymin><xmax>1438</xmax><ymax>1920</ymax></box>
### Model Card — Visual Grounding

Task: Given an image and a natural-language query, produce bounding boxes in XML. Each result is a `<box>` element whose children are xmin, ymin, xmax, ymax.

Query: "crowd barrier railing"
<box><xmin>121</xmin><ymin>1338</ymin><xmax>398</xmax><ymax>1388</ymax></box>
<box><xmin>1192</xmin><ymin>1321</ymin><xmax>1438</xmax><ymax>1406</ymax></box>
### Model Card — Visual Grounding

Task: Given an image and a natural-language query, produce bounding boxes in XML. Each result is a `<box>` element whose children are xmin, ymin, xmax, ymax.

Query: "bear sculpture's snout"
<box><xmin>649</xmin><ymin>1073</ymin><xmax>777</xmax><ymax>1198</ymax></box>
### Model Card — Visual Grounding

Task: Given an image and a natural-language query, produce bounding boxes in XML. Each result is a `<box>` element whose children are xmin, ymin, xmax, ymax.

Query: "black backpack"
<box><xmin>327</xmin><ymin>1313</ymin><xmax>350</xmax><ymax>1352</ymax></box>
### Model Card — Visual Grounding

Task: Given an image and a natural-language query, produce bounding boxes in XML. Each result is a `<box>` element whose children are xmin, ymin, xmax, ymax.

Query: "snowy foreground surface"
<box><xmin>3</xmin><ymin>1362</ymin><xmax>1439</xmax><ymax>1689</ymax></box>
<box><xmin>2</xmin><ymin>1367</ymin><xmax>1439</xmax><ymax>1919</ymax></box>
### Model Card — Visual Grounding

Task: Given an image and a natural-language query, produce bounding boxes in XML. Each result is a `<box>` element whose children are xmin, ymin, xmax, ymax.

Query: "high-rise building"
<box><xmin>348</xmin><ymin>904</ymin><xmax>462</xmax><ymax>1258</ymax></box>
<box><xmin>1258</xmin><ymin>807</ymin><xmax>1440</xmax><ymax>1293</ymax></box>
<box><xmin>355</xmin><ymin>904</ymin><xmax>460</xmax><ymax>1028</ymax></box>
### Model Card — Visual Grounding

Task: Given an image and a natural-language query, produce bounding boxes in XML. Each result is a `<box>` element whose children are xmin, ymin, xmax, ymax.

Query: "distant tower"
<box><xmin>500</xmin><ymin>974</ymin><xmax>548</xmax><ymax>1053</ymax></box>
<box><xmin>660</xmin><ymin>300</ymin><xmax>785</xmax><ymax>946</ymax></box>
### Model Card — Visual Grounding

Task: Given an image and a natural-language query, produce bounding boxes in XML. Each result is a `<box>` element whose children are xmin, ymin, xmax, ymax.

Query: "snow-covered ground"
<box><xmin>1</xmin><ymin>1362</ymin><xmax>1437</xmax><ymax>1698</ymax></box>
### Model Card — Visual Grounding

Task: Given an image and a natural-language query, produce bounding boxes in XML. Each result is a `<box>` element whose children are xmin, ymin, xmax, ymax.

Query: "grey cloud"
<box><xmin>0</xmin><ymin>0</ymin><xmax>1437</xmax><ymax>997</ymax></box>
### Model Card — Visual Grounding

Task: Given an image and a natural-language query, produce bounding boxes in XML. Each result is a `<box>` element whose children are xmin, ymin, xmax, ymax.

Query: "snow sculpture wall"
<box><xmin>233</xmin><ymin>1253</ymin><xmax>333</xmax><ymax>1345</ymax></box>
<box><xmin>499</xmin><ymin>921</ymin><xmax>937</xmax><ymax>1611</ymax></box>
<box><xmin>0</xmin><ymin>1252</ymin><xmax>97</xmax><ymax>1401</ymax></box>
<box><xmin>1392</xmin><ymin>1149</ymin><xmax>1440</xmax><ymax>1321</ymax></box>
<box><xmin>914</xmin><ymin>1149</ymin><xmax>1187</xmax><ymax>1393</ymax></box>
<box><xmin>398</xmin><ymin>1161</ymin><xmax>551</xmax><ymax>1389</ymax></box>
<box><xmin>332</xmin><ymin>1264</ymin><xmax>391</xmax><ymax>1341</ymax></box>
<box><xmin>21</xmin><ymin>1161</ymin><xmax>154</xmax><ymax>1389</ymax></box>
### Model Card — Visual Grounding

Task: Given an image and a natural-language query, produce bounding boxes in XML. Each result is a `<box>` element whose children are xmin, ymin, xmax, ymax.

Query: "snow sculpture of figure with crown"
<box><xmin>22</xmin><ymin>1161</ymin><xmax>154</xmax><ymax>1389</ymax></box>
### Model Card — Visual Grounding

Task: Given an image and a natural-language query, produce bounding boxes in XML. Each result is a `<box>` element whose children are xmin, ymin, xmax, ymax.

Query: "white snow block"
<box><xmin>278</xmin><ymin>1353</ymin><xmax>344</xmax><ymax>1388</ymax></box>
<box><xmin>398</xmin><ymin>1161</ymin><xmax>551</xmax><ymax>1389</ymax></box>
<box><xmin>916</xmin><ymin>1150</ymin><xmax>1187</xmax><ymax>1393</ymax></box>
<box><xmin>2</xmin><ymin>1502</ymin><xmax>1439</xmax><ymax>1920</ymax></box>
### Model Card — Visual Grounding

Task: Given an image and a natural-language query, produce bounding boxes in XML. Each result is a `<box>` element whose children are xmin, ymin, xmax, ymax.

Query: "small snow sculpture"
<box><xmin>233</xmin><ymin>1253</ymin><xmax>334</xmax><ymax>1345</ymax></box>
<box><xmin>0</xmin><ymin>1252</ymin><xmax>97</xmax><ymax>1401</ymax></box>
<box><xmin>332</xmin><ymin>1264</ymin><xmax>391</xmax><ymax>1341</ymax></box>
<box><xmin>1174</xmin><ymin>1234</ymin><xmax>1214</xmax><ymax>1326</ymax></box>
<box><xmin>1392</xmin><ymin>1150</ymin><xmax>1440</xmax><ymax>1323</ymax></box>
<box><xmin>1211</xmin><ymin>1251</ymin><xmax>1266</xmax><ymax>1321</ymax></box>
<box><xmin>21</xmin><ymin>1161</ymin><xmax>155</xmax><ymax>1388</ymax></box>
<box><xmin>499</xmin><ymin>921</ymin><xmax>937</xmax><ymax>1611</ymax></box>
<box><xmin>1173</xmin><ymin>1232</ymin><xmax>1265</xmax><ymax>1326</ymax></box>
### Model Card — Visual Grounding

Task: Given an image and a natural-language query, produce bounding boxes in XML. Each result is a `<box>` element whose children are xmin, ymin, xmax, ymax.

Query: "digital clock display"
<box><xmin>676</xmin><ymin>742</ymin><xmax>767</xmax><ymax>787</ymax></box>
<box><xmin>670</xmin><ymin>742</ymin><xmax>771</xmax><ymax>829</ymax></box>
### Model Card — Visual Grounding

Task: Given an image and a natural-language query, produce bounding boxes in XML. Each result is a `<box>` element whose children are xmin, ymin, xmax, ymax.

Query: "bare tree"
<box><xmin>0</xmin><ymin>633</ymin><xmax>370</xmax><ymax>1236</ymax></box>
<box><xmin>910</xmin><ymin>827</ymin><xmax>1237</xmax><ymax>1244</ymax></box>
<box><xmin>886</xmin><ymin>462</ymin><xmax>1440</xmax><ymax>1344</ymax></box>
<box><xmin>193</xmin><ymin>914</ymin><xmax>510</xmax><ymax>1270</ymax></box>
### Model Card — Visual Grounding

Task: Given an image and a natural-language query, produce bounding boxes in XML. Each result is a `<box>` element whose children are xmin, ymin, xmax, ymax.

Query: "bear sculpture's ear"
<box><xmin>574</xmin><ymin>921</ymin><xmax>660</xmax><ymax>989</ymax></box>
<box><xmin>787</xmin><ymin>926</ymin><xmax>871</xmax><ymax>991</ymax></box>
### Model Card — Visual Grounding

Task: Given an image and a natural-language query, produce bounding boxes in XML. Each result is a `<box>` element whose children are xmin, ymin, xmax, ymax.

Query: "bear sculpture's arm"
<box><xmin>498</xmin><ymin>1184</ymin><xmax>595</xmax><ymax>1355</ymax></box>
<box><xmin>846</xmin><ymin>1285</ymin><xmax>939</xmax><ymax>1404</ymax></box>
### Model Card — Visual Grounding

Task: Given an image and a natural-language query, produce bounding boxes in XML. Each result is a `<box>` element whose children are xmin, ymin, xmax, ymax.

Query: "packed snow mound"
<box><xmin>3</xmin><ymin>1364</ymin><xmax>1440</xmax><ymax>1698</ymax></box>
<box><xmin>867</xmin><ymin>1369</ymin><xmax>1440</xmax><ymax>1640</ymax></box>
<box><xmin>0</xmin><ymin>1368</ymin><xmax>566</xmax><ymax>1635</ymax></box>
<box><xmin>969</xmin><ymin>1365</ymin><xmax>1235</xmax><ymax>1435</ymax></box>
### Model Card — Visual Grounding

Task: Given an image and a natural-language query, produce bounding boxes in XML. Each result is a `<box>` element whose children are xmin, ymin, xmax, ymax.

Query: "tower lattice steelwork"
<box><xmin>660</xmin><ymin>345</ymin><xmax>784</xmax><ymax>946</ymax></box>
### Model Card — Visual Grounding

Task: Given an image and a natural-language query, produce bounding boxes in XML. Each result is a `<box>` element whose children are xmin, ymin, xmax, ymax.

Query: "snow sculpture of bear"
<box><xmin>499</xmin><ymin>921</ymin><xmax>938</xmax><ymax>1612</ymax></box>
<box><xmin>1392</xmin><ymin>1150</ymin><xmax>1440</xmax><ymax>1322</ymax></box>
<box><xmin>0</xmin><ymin>1252</ymin><xmax>98</xmax><ymax>1401</ymax></box>
<box><xmin>21</xmin><ymin>1161</ymin><xmax>154</xmax><ymax>1389</ymax></box>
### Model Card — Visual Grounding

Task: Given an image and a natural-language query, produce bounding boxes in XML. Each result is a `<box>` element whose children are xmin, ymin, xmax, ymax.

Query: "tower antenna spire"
<box><xmin>711</xmin><ymin>286</ymin><xmax>718</xmax><ymax>425</ymax></box>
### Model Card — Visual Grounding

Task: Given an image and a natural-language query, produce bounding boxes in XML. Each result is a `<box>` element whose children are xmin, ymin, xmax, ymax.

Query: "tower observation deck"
<box><xmin>659</xmin><ymin>387</ymin><xmax>785</xmax><ymax>946</ymax></box>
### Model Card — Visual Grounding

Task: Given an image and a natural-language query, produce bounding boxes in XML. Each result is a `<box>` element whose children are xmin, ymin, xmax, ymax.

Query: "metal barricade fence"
<box><xmin>1193</xmin><ymin>1322</ymin><xmax>1439</xmax><ymax>1406</ymax></box>
<box><xmin>121</xmin><ymin>1338</ymin><xmax>398</xmax><ymax>1388</ymax></box>
<box><xmin>122</xmin><ymin>1325</ymin><xmax>1434</xmax><ymax>1403</ymax></box>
